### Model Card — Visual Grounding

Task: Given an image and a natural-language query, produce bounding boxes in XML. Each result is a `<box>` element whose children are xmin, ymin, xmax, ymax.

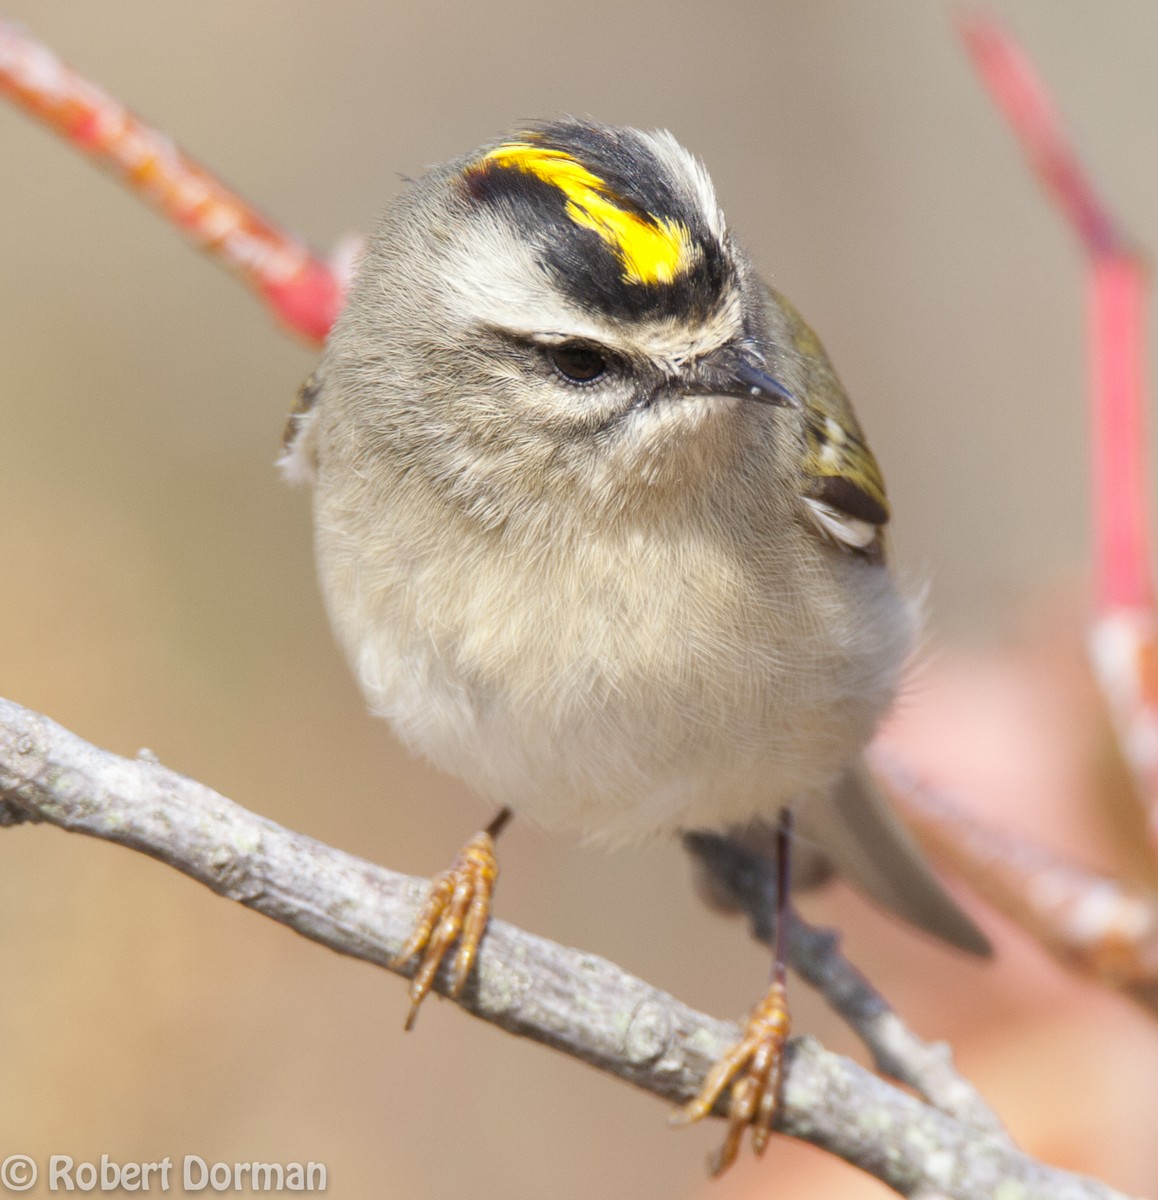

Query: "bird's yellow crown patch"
<box><xmin>477</xmin><ymin>141</ymin><xmax>694</xmax><ymax>286</ymax></box>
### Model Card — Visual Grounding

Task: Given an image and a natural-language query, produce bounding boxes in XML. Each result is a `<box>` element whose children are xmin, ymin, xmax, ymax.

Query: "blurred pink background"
<box><xmin>3</xmin><ymin>3</ymin><xmax>1158</xmax><ymax>1196</ymax></box>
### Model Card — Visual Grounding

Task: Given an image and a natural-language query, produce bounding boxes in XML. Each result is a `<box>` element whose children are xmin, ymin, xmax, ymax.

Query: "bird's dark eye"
<box><xmin>547</xmin><ymin>342</ymin><xmax>608</xmax><ymax>385</ymax></box>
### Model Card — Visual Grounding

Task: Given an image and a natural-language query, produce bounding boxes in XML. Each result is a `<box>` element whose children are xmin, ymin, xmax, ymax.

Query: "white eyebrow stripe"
<box><xmin>441</xmin><ymin>215</ymin><xmax>615</xmax><ymax>339</ymax></box>
<box><xmin>518</xmin><ymin>310</ymin><xmax>744</xmax><ymax>371</ymax></box>
<box><xmin>445</xmin><ymin>206</ymin><xmax>745</xmax><ymax>368</ymax></box>
<box><xmin>628</xmin><ymin>294</ymin><xmax>744</xmax><ymax>367</ymax></box>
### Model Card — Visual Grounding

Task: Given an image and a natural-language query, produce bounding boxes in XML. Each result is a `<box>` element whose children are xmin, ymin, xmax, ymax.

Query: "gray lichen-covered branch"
<box><xmin>0</xmin><ymin>696</ymin><xmax>1137</xmax><ymax>1200</ymax></box>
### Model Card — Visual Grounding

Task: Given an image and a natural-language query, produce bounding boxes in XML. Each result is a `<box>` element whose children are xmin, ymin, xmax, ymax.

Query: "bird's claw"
<box><xmin>670</xmin><ymin>979</ymin><xmax>790</xmax><ymax>1176</ymax></box>
<box><xmin>391</xmin><ymin>828</ymin><xmax>500</xmax><ymax>1030</ymax></box>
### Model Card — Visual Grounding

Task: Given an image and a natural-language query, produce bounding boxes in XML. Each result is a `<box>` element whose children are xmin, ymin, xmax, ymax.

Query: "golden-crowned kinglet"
<box><xmin>282</xmin><ymin>120</ymin><xmax>988</xmax><ymax>1029</ymax></box>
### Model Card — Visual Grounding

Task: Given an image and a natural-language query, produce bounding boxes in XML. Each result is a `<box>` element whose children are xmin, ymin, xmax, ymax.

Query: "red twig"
<box><xmin>959</xmin><ymin>12</ymin><xmax>1151</xmax><ymax>612</ymax></box>
<box><xmin>874</xmin><ymin>751</ymin><xmax>1158</xmax><ymax>1015</ymax></box>
<box><xmin>960</xmin><ymin>13</ymin><xmax>1158</xmax><ymax>847</ymax></box>
<box><xmin>958</xmin><ymin>15</ymin><xmax>1123</xmax><ymax>256</ymax></box>
<box><xmin>1089</xmin><ymin>256</ymin><xmax>1152</xmax><ymax>612</ymax></box>
<box><xmin>0</xmin><ymin>21</ymin><xmax>343</xmax><ymax>344</ymax></box>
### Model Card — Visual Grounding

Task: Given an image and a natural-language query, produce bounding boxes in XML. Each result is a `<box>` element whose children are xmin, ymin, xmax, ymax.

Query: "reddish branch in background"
<box><xmin>0</xmin><ymin>21</ymin><xmax>345</xmax><ymax>344</ymax></box>
<box><xmin>960</xmin><ymin>14</ymin><xmax>1158</xmax><ymax>854</ymax></box>
<box><xmin>873</xmin><ymin>749</ymin><xmax>1158</xmax><ymax>1017</ymax></box>
<box><xmin>4</xmin><ymin>14</ymin><xmax>1158</xmax><ymax>1007</ymax></box>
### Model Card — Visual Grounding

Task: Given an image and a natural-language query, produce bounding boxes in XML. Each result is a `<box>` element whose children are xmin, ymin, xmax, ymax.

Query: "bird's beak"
<box><xmin>731</xmin><ymin>359</ymin><xmax>800</xmax><ymax>409</ymax></box>
<box><xmin>693</xmin><ymin>345</ymin><xmax>800</xmax><ymax>410</ymax></box>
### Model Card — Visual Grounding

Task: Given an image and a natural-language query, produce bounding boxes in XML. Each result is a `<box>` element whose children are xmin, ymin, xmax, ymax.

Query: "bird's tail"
<box><xmin>793</xmin><ymin>762</ymin><xmax>990</xmax><ymax>956</ymax></box>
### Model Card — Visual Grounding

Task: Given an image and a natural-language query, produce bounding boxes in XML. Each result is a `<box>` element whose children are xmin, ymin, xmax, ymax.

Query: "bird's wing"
<box><xmin>278</xmin><ymin>367</ymin><xmax>325</xmax><ymax>485</ymax></box>
<box><xmin>765</xmin><ymin>285</ymin><xmax>891</xmax><ymax>554</ymax></box>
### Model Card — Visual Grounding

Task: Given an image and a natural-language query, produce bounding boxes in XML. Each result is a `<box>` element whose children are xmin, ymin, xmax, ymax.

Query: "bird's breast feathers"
<box><xmin>319</xmin><ymin>496</ymin><xmax>912</xmax><ymax>840</ymax></box>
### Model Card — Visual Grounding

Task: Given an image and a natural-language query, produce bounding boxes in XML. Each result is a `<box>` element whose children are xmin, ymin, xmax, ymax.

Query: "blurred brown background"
<box><xmin>3</xmin><ymin>2</ymin><xmax>1158</xmax><ymax>1197</ymax></box>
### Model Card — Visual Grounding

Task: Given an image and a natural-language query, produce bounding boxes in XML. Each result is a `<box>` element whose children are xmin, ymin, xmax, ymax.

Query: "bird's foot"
<box><xmin>391</xmin><ymin>809</ymin><xmax>509</xmax><ymax>1030</ymax></box>
<box><xmin>670</xmin><ymin>978</ymin><xmax>790</xmax><ymax>1176</ymax></box>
